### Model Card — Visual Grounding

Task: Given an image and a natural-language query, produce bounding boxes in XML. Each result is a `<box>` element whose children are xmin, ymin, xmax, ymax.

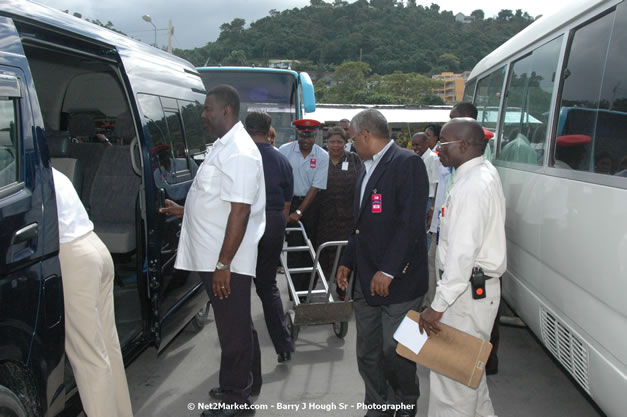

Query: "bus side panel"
<box><xmin>499</xmin><ymin>167</ymin><xmax>627</xmax><ymax>417</ymax></box>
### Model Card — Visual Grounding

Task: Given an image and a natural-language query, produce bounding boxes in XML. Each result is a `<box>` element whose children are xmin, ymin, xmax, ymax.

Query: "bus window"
<box><xmin>0</xmin><ymin>98</ymin><xmax>18</xmax><ymax>188</ymax></box>
<box><xmin>463</xmin><ymin>78</ymin><xmax>476</xmax><ymax>103</ymax></box>
<box><xmin>554</xmin><ymin>4</ymin><xmax>627</xmax><ymax>177</ymax></box>
<box><xmin>497</xmin><ymin>36</ymin><xmax>562</xmax><ymax>166</ymax></box>
<box><xmin>475</xmin><ymin>66</ymin><xmax>506</xmax><ymax>132</ymax></box>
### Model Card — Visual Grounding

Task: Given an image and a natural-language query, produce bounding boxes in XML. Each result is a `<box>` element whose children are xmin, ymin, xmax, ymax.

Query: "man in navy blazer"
<box><xmin>337</xmin><ymin>109</ymin><xmax>429</xmax><ymax>417</ymax></box>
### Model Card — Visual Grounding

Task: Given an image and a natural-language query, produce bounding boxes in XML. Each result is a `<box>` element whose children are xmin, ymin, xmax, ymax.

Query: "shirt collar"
<box><xmin>454</xmin><ymin>156</ymin><xmax>484</xmax><ymax>183</ymax></box>
<box><xmin>366</xmin><ymin>140</ymin><xmax>394</xmax><ymax>164</ymax></box>
<box><xmin>214</xmin><ymin>121</ymin><xmax>243</xmax><ymax>148</ymax></box>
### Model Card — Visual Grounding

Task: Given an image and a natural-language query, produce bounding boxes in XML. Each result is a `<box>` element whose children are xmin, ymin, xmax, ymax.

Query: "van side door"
<box><xmin>0</xmin><ymin>16</ymin><xmax>64</xmax><ymax>416</ymax></box>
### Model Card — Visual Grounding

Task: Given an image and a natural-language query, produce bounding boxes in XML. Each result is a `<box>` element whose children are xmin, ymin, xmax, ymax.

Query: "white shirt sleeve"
<box><xmin>312</xmin><ymin>152</ymin><xmax>329</xmax><ymax>190</ymax></box>
<box><xmin>219</xmin><ymin>153</ymin><xmax>261</xmax><ymax>205</ymax></box>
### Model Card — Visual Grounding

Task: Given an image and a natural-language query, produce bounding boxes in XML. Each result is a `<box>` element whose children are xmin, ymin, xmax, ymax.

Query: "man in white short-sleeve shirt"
<box><xmin>162</xmin><ymin>85</ymin><xmax>265</xmax><ymax>415</ymax></box>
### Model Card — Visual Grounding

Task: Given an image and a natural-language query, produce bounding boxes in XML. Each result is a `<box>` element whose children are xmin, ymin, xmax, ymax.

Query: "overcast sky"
<box><xmin>36</xmin><ymin>0</ymin><xmax>562</xmax><ymax>50</ymax></box>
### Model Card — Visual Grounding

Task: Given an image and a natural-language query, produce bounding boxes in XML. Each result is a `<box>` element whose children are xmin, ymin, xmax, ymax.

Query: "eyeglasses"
<box><xmin>439</xmin><ymin>140</ymin><xmax>464</xmax><ymax>147</ymax></box>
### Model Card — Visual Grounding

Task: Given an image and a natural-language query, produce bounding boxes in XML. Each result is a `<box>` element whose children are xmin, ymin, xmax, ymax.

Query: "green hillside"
<box><xmin>174</xmin><ymin>0</ymin><xmax>533</xmax><ymax>76</ymax></box>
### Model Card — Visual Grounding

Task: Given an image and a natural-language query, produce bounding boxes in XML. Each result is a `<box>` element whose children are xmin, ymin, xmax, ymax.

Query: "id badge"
<box><xmin>310</xmin><ymin>158</ymin><xmax>317</xmax><ymax>168</ymax></box>
<box><xmin>341</xmin><ymin>161</ymin><xmax>349</xmax><ymax>171</ymax></box>
<box><xmin>371</xmin><ymin>193</ymin><xmax>382</xmax><ymax>213</ymax></box>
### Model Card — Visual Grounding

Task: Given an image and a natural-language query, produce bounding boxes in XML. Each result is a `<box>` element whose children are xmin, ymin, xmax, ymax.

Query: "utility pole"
<box><xmin>168</xmin><ymin>20</ymin><xmax>173</xmax><ymax>54</ymax></box>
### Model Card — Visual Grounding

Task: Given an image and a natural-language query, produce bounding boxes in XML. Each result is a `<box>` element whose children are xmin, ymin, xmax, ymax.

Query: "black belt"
<box><xmin>293</xmin><ymin>196</ymin><xmax>306</xmax><ymax>201</ymax></box>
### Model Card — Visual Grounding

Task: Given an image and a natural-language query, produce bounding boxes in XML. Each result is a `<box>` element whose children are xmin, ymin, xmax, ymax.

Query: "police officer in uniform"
<box><xmin>279</xmin><ymin>119</ymin><xmax>329</xmax><ymax>292</ymax></box>
<box><xmin>419</xmin><ymin>118</ymin><xmax>506</xmax><ymax>417</ymax></box>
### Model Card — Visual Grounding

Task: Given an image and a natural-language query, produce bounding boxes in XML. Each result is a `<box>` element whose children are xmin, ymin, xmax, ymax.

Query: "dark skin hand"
<box><xmin>336</xmin><ymin>265</ymin><xmax>351</xmax><ymax>291</ymax></box>
<box><xmin>287</xmin><ymin>187</ymin><xmax>319</xmax><ymax>224</ymax></box>
<box><xmin>370</xmin><ymin>271</ymin><xmax>393</xmax><ymax>297</ymax></box>
<box><xmin>419</xmin><ymin>307</ymin><xmax>444</xmax><ymax>337</ymax></box>
<box><xmin>159</xmin><ymin>199</ymin><xmax>184</xmax><ymax>218</ymax></box>
<box><xmin>213</xmin><ymin>202</ymin><xmax>250</xmax><ymax>300</ymax></box>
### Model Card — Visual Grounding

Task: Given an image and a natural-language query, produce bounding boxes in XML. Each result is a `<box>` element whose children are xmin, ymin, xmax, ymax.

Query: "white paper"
<box><xmin>341</xmin><ymin>161</ymin><xmax>349</xmax><ymax>171</ymax></box>
<box><xmin>393</xmin><ymin>314</ymin><xmax>429</xmax><ymax>355</ymax></box>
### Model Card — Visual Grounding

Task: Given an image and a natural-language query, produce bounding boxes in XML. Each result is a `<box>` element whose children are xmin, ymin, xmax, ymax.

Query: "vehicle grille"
<box><xmin>540</xmin><ymin>307</ymin><xmax>590</xmax><ymax>393</ymax></box>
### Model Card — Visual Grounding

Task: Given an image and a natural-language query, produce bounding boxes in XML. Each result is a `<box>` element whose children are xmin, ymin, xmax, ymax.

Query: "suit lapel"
<box><xmin>356</xmin><ymin>142</ymin><xmax>397</xmax><ymax>222</ymax></box>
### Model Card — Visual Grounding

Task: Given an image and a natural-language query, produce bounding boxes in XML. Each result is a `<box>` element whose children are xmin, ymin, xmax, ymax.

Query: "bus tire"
<box><xmin>0</xmin><ymin>385</ymin><xmax>28</xmax><ymax>417</ymax></box>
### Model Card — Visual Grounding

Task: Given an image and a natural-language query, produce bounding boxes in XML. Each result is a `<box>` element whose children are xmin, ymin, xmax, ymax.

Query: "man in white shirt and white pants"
<box><xmin>161</xmin><ymin>85</ymin><xmax>265</xmax><ymax>417</ymax></box>
<box><xmin>419</xmin><ymin>118</ymin><xmax>506</xmax><ymax>417</ymax></box>
<box><xmin>54</xmin><ymin>168</ymin><xmax>134</xmax><ymax>417</ymax></box>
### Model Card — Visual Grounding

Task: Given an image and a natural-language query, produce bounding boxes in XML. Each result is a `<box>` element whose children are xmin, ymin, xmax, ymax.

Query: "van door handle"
<box><xmin>12</xmin><ymin>223</ymin><xmax>39</xmax><ymax>244</ymax></box>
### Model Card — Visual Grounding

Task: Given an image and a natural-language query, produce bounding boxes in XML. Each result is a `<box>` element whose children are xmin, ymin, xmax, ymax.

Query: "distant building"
<box><xmin>267</xmin><ymin>59</ymin><xmax>300</xmax><ymax>69</ymax></box>
<box><xmin>455</xmin><ymin>12</ymin><xmax>475</xmax><ymax>23</ymax></box>
<box><xmin>431</xmin><ymin>71</ymin><xmax>470</xmax><ymax>104</ymax></box>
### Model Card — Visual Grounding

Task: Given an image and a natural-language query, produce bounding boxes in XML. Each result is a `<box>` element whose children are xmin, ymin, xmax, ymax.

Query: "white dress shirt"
<box><xmin>53</xmin><ymin>168</ymin><xmax>94</xmax><ymax>244</ymax></box>
<box><xmin>175</xmin><ymin>122</ymin><xmax>266</xmax><ymax>276</ymax></box>
<box><xmin>360</xmin><ymin>140</ymin><xmax>394</xmax><ymax>205</ymax></box>
<box><xmin>433</xmin><ymin>156</ymin><xmax>506</xmax><ymax>312</ymax></box>
<box><xmin>421</xmin><ymin>147</ymin><xmax>440</xmax><ymax>198</ymax></box>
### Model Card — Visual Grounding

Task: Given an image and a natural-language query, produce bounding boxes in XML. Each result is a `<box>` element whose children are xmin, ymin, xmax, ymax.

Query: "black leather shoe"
<box><xmin>277</xmin><ymin>352</ymin><xmax>291</xmax><ymax>363</ymax></box>
<box><xmin>208</xmin><ymin>386</ymin><xmax>260</xmax><ymax>400</ymax></box>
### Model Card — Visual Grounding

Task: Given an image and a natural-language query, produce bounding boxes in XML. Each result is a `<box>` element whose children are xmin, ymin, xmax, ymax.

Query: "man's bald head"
<box><xmin>439</xmin><ymin>118</ymin><xmax>486</xmax><ymax>168</ymax></box>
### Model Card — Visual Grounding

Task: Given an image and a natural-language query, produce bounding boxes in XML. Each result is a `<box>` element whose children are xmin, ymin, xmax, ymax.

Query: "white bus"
<box><xmin>464</xmin><ymin>1</ymin><xmax>627</xmax><ymax>416</ymax></box>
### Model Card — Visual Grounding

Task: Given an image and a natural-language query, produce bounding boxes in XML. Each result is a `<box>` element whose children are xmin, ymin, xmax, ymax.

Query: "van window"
<box><xmin>179</xmin><ymin>101</ymin><xmax>206</xmax><ymax>157</ymax></box>
<box><xmin>554</xmin><ymin>4</ymin><xmax>627</xmax><ymax>177</ymax></box>
<box><xmin>497</xmin><ymin>36</ymin><xmax>562</xmax><ymax>166</ymax></box>
<box><xmin>0</xmin><ymin>98</ymin><xmax>18</xmax><ymax>187</ymax></box>
<box><xmin>138</xmin><ymin>94</ymin><xmax>195</xmax><ymax>186</ymax></box>
<box><xmin>475</xmin><ymin>66</ymin><xmax>506</xmax><ymax>131</ymax></box>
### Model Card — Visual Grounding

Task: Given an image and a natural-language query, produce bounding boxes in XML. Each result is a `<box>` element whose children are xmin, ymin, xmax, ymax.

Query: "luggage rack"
<box><xmin>280</xmin><ymin>221</ymin><xmax>353</xmax><ymax>340</ymax></box>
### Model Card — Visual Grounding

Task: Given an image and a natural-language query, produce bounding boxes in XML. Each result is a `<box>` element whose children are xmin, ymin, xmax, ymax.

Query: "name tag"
<box><xmin>371</xmin><ymin>193</ymin><xmax>382</xmax><ymax>213</ymax></box>
<box><xmin>310</xmin><ymin>158</ymin><xmax>317</xmax><ymax>168</ymax></box>
<box><xmin>341</xmin><ymin>161</ymin><xmax>349</xmax><ymax>171</ymax></box>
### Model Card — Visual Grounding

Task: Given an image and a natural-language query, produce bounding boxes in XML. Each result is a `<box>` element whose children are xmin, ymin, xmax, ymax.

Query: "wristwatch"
<box><xmin>216</xmin><ymin>261</ymin><xmax>230</xmax><ymax>271</ymax></box>
<box><xmin>295</xmin><ymin>209</ymin><xmax>303</xmax><ymax>217</ymax></box>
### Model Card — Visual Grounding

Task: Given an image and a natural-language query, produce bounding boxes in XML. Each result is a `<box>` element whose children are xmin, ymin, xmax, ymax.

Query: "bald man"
<box><xmin>418</xmin><ymin>118</ymin><xmax>506</xmax><ymax>417</ymax></box>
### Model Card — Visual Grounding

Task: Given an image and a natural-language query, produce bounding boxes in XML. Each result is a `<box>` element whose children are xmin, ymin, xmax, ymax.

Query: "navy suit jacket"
<box><xmin>341</xmin><ymin>142</ymin><xmax>429</xmax><ymax>305</ymax></box>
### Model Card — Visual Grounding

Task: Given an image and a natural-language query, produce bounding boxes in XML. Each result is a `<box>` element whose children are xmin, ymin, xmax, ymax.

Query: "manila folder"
<box><xmin>395</xmin><ymin>310</ymin><xmax>492</xmax><ymax>389</ymax></box>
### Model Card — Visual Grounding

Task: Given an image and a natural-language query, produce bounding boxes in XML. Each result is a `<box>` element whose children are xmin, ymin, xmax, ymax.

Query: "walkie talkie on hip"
<box><xmin>470</xmin><ymin>267</ymin><xmax>487</xmax><ymax>300</ymax></box>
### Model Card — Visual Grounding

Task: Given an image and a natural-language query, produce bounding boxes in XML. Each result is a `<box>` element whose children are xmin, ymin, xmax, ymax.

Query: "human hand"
<box><xmin>212</xmin><ymin>269</ymin><xmax>231</xmax><ymax>300</ymax></box>
<box><xmin>336</xmin><ymin>265</ymin><xmax>351</xmax><ymax>291</ymax></box>
<box><xmin>418</xmin><ymin>307</ymin><xmax>443</xmax><ymax>336</ymax></box>
<box><xmin>370</xmin><ymin>271</ymin><xmax>393</xmax><ymax>297</ymax></box>
<box><xmin>287</xmin><ymin>212</ymin><xmax>301</xmax><ymax>224</ymax></box>
<box><xmin>159</xmin><ymin>199</ymin><xmax>184</xmax><ymax>218</ymax></box>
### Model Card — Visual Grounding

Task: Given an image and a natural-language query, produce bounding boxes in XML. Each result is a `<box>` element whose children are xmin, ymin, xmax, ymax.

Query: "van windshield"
<box><xmin>198</xmin><ymin>71</ymin><xmax>297</xmax><ymax>147</ymax></box>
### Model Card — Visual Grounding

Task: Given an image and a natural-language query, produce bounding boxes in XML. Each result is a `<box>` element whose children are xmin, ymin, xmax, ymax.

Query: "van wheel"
<box><xmin>190</xmin><ymin>301</ymin><xmax>211</xmax><ymax>332</ymax></box>
<box><xmin>0</xmin><ymin>385</ymin><xmax>28</xmax><ymax>417</ymax></box>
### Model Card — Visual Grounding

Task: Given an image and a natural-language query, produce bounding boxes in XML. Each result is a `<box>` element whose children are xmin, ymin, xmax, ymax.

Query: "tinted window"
<box><xmin>463</xmin><ymin>78</ymin><xmax>477</xmax><ymax>103</ymax></box>
<box><xmin>179</xmin><ymin>100</ymin><xmax>207</xmax><ymax>156</ymax></box>
<box><xmin>138</xmin><ymin>94</ymin><xmax>197</xmax><ymax>191</ymax></box>
<box><xmin>198</xmin><ymin>71</ymin><xmax>297</xmax><ymax>147</ymax></box>
<box><xmin>497</xmin><ymin>36</ymin><xmax>562</xmax><ymax>166</ymax></box>
<box><xmin>475</xmin><ymin>66</ymin><xmax>506</xmax><ymax>131</ymax></box>
<box><xmin>554</xmin><ymin>5</ymin><xmax>627</xmax><ymax>177</ymax></box>
<box><xmin>0</xmin><ymin>98</ymin><xmax>18</xmax><ymax>187</ymax></box>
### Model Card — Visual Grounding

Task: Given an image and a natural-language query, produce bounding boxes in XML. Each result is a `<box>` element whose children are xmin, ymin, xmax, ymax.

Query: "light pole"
<box><xmin>142</xmin><ymin>14</ymin><xmax>157</xmax><ymax>47</ymax></box>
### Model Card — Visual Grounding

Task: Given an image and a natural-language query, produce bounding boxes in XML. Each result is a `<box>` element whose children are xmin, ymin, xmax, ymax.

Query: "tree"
<box><xmin>310</xmin><ymin>0</ymin><xmax>325</xmax><ymax>5</ymax></box>
<box><xmin>471</xmin><ymin>9</ymin><xmax>484</xmax><ymax>20</ymax></box>
<box><xmin>498</xmin><ymin>9</ymin><xmax>514</xmax><ymax>21</ymax></box>
<box><xmin>222</xmin><ymin>50</ymin><xmax>248</xmax><ymax>66</ymax></box>
<box><xmin>438</xmin><ymin>53</ymin><xmax>460</xmax><ymax>72</ymax></box>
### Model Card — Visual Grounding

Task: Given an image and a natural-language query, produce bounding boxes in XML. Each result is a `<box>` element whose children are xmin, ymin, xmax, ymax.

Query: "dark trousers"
<box><xmin>201</xmin><ymin>272</ymin><xmax>261</xmax><ymax>404</ymax></box>
<box><xmin>286</xmin><ymin>196</ymin><xmax>320</xmax><ymax>292</ymax></box>
<box><xmin>353</xmin><ymin>281</ymin><xmax>421</xmax><ymax>417</ymax></box>
<box><xmin>254</xmin><ymin>210</ymin><xmax>293</xmax><ymax>354</ymax></box>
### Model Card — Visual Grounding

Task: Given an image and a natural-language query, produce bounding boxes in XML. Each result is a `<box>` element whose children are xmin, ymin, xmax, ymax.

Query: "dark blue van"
<box><xmin>0</xmin><ymin>1</ymin><xmax>209</xmax><ymax>415</ymax></box>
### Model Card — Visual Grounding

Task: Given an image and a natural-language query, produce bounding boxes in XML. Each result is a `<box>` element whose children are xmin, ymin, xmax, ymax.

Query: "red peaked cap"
<box><xmin>293</xmin><ymin>119</ymin><xmax>322</xmax><ymax>136</ymax></box>
<box><xmin>483</xmin><ymin>128</ymin><xmax>494</xmax><ymax>140</ymax></box>
<box><xmin>556</xmin><ymin>134</ymin><xmax>592</xmax><ymax>147</ymax></box>
<box><xmin>150</xmin><ymin>144</ymin><xmax>170</xmax><ymax>154</ymax></box>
